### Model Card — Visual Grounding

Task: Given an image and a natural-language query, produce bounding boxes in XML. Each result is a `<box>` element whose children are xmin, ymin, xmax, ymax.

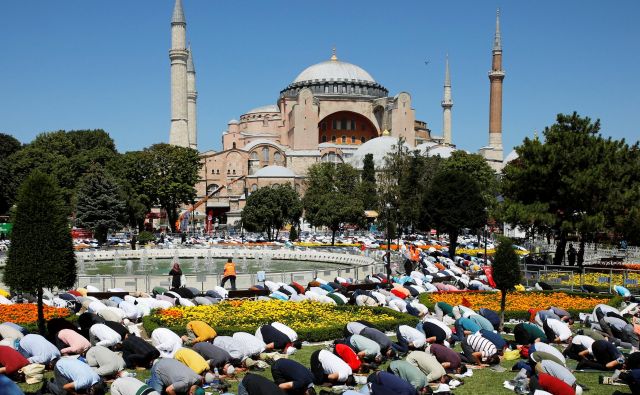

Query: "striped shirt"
<box><xmin>466</xmin><ymin>334</ymin><xmax>497</xmax><ymax>360</ymax></box>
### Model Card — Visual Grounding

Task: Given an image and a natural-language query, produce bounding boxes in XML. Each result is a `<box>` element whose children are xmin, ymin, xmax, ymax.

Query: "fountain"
<box><xmin>77</xmin><ymin>256</ymin><xmax>86</xmax><ymax>274</ymax></box>
<box><xmin>125</xmin><ymin>260</ymin><xmax>134</xmax><ymax>275</ymax></box>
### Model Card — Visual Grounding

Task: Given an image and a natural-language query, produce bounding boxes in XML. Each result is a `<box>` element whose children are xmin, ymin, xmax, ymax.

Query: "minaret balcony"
<box><xmin>441</xmin><ymin>100</ymin><xmax>453</xmax><ymax>107</ymax></box>
<box><xmin>488</xmin><ymin>70</ymin><xmax>505</xmax><ymax>79</ymax></box>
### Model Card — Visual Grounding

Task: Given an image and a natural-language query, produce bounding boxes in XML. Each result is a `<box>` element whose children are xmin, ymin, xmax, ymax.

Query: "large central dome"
<box><xmin>293</xmin><ymin>59</ymin><xmax>376</xmax><ymax>84</ymax></box>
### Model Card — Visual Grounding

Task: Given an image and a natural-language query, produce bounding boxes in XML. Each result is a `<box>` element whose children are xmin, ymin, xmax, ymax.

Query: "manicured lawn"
<box><xmin>18</xmin><ymin>342</ymin><xmax>628</xmax><ymax>395</ymax></box>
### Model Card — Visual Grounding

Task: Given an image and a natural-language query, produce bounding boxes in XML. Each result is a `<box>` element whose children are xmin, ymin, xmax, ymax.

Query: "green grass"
<box><xmin>18</xmin><ymin>342</ymin><xmax>629</xmax><ymax>395</ymax></box>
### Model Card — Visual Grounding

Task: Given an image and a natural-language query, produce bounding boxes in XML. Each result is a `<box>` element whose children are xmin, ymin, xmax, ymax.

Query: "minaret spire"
<box><xmin>330</xmin><ymin>46</ymin><xmax>338</xmax><ymax>61</ymax></box>
<box><xmin>187</xmin><ymin>46</ymin><xmax>198</xmax><ymax>150</ymax></box>
<box><xmin>441</xmin><ymin>54</ymin><xmax>453</xmax><ymax>145</ymax></box>
<box><xmin>169</xmin><ymin>0</ymin><xmax>190</xmax><ymax>147</ymax></box>
<box><xmin>493</xmin><ymin>8</ymin><xmax>502</xmax><ymax>51</ymax></box>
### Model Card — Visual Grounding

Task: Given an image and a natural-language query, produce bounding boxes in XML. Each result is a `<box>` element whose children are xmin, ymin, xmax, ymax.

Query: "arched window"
<box><xmin>274</xmin><ymin>152</ymin><xmax>283</xmax><ymax>165</ymax></box>
<box><xmin>250</xmin><ymin>151</ymin><xmax>258</xmax><ymax>160</ymax></box>
<box><xmin>331</xmin><ymin>135</ymin><xmax>336</xmax><ymax>143</ymax></box>
<box><xmin>232</xmin><ymin>142</ymin><xmax>236</xmax><ymax>149</ymax></box>
<box><xmin>251</xmin><ymin>184</ymin><xmax>258</xmax><ymax>192</ymax></box>
<box><xmin>351</xmin><ymin>136</ymin><xmax>356</xmax><ymax>144</ymax></box>
<box><xmin>272</xmin><ymin>183</ymin><xmax>280</xmax><ymax>188</ymax></box>
<box><xmin>262</xmin><ymin>147</ymin><xmax>269</xmax><ymax>162</ymax></box>
<box><xmin>321</xmin><ymin>135</ymin><xmax>327</xmax><ymax>143</ymax></box>
<box><xmin>341</xmin><ymin>135</ymin><xmax>347</xmax><ymax>144</ymax></box>
<box><xmin>207</xmin><ymin>184</ymin><xmax>220</xmax><ymax>196</ymax></box>
<box><xmin>232</xmin><ymin>169</ymin><xmax>236</xmax><ymax>175</ymax></box>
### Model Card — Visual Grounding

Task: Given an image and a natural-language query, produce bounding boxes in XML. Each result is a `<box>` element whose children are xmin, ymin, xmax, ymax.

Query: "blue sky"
<box><xmin>1</xmin><ymin>1</ymin><xmax>638</xmax><ymax>154</ymax></box>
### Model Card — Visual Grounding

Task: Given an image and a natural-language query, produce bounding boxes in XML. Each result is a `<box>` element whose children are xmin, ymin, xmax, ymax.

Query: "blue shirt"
<box><xmin>468</xmin><ymin>314</ymin><xmax>494</xmax><ymax>332</ymax></box>
<box><xmin>0</xmin><ymin>374</ymin><xmax>24</xmax><ymax>395</ymax></box>
<box><xmin>480</xmin><ymin>329</ymin><xmax>507</xmax><ymax>350</ymax></box>
<box><xmin>56</xmin><ymin>358</ymin><xmax>100</xmax><ymax>390</ymax></box>
<box><xmin>457</xmin><ymin>318</ymin><xmax>481</xmax><ymax>333</ymax></box>
<box><xmin>370</xmin><ymin>371</ymin><xmax>416</xmax><ymax>395</ymax></box>
<box><xmin>18</xmin><ymin>334</ymin><xmax>60</xmax><ymax>364</ymax></box>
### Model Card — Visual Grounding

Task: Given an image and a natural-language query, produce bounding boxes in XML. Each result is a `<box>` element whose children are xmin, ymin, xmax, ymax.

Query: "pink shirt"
<box><xmin>58</xmin><ymin>329</ymin><xmax>91</xmax><ymax>355</ymax></box>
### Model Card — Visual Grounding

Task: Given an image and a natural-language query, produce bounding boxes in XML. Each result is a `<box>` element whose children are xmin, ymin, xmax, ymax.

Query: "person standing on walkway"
<box><xmin>221</xmin><ymin>258</ymin><xmax>237</xmax><ymax>290</ymax></box>
<box><xmin>169</xmin><ymin>261</ymin><xmax>183</xmax><ymax>289</ymax></box>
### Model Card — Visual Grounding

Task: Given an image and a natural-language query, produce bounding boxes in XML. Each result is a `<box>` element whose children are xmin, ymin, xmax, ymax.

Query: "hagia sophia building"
<box><xmin>167</xmin><ymin>0</ymin><xmax>507</xmax><ymax>227</ymax></box>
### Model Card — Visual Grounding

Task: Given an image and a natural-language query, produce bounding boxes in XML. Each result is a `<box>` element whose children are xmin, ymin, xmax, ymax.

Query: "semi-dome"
<box><xmin>293</xmin><ymin>60</ymin><xmax>376</xmax><ymax>84</ymax></box>
<box><xmin>251</xmin><ymin>165</ymin><xmax>296</xmax><ymax>178</ymax></box>
<box><xmin>349</xmin><ymin>136</ymin><xmax>413</xmax><ymax>169</ymax></box>
<box><xmin>426</xmin><ymin>145</ymin><xmax>456</xmax><ymax>158</ymax></box>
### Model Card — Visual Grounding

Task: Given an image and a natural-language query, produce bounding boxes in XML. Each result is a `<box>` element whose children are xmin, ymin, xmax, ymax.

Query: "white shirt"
<box><xmin>88</xmin><ymin>300</ymin><xmax>107</xmax><ymax>313</ymax></box>
<box><xmin>213</xmin><ymin>336</ymin><xmax>243</xmax><ymax>360</ymax></box>
<box><xmin>119</xmin><ymin>301</ymin><xmax>141</xmax><ymax>320</ymax></box>
<box><xmin>346</xmin><ymin>322</ymin><xmax>367</xmax><ymax>335</ymax></box>
<box><xmin>572</xmin><ymin>335</ymin><xmax>595</xmax><ymax>354</ymax></box>
<box><xmin>533</xmin><ymin>342</ymin><xmax>566</xmax><ymax>364</ymax></box>
<box><xmin>151</xmin><ymin>328</ymin><xmax>183</xmax><ymax>358</ymax></box>
<box><xmin>399</xmin><ymin>325</ymin><xmax>427</xmax><ymax>348</ymax></box>
<box><xmin>233</xmin><ymin>332</ymin><xmax>265</xmax><ymax>357</ymax></box>
<box><xmin>271</xmin><ymin>322</ymin><xmax>297</xmax><ymax>342</ymax></box>
<box><xmin>89</xmin><ymin>324</ymin><xmax>122</xmax><ymax>347</ymax></box>
<box><xmin>318</xmin><ymin>349</ymin><xmax>352</xmax><ymax>382</ymax></box>
<box><xmin>546</xmin><ymin>318</ymin><xmax>572</xmax><ymax>341</ymax></box>
<box><xmin>422</xmin><ymin>318</ymin><xmax>452</xmax><ymax>338</ymax></box>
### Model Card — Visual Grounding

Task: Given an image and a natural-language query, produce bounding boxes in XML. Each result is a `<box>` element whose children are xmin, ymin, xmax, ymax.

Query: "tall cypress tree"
<box><xmin>359</xmin><ymin>153</ymin><xmax>378</xmax><ymax>210</ymax></box>
<box><xmin>3</xmin><ymin>171</ymin><xmax>76</xmax><ymax>334</ymax></box>
<box><xmin>492</xmin><ymin>236</ymin><xmax>521</xmax><ymax>329</ymax></box>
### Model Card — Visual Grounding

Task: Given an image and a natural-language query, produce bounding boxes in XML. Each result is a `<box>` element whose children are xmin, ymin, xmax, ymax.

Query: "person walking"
<box><xmin>221</xmin><ymin>258</ymin><xmax>237</xmax><ymax>290</ymax></box>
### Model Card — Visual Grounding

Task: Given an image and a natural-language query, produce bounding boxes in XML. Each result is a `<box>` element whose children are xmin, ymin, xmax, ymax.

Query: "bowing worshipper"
<box><xmin>460</xmin><ymin>333</ymin><xmax>501</xmax><ymax>366</ymax></box>
<box><xmin>256</xmin><ymin>323</ymin><xmax>302</xmax><ymax>354</ymax></box>
<box><xmin>86</xmin><ymin>345</ymin><xmax>127</xmax><ymax>378</ymax></box>
<box><xmin>0</xmin><ymin>345</ymin><xmax>29</xmax><ymax>380</ymax></box>
<box><xmin>513</xmin><ymin>322</ymin><xmax>548</xmax><ymax>345</ymax></box>
<box><xmin>238</xmin><ymin>373</ymin><xmax>286</xmax><ymax>395</ymax></box>
<box><xmin>233</xmin><ymin>332</ymin><xmax>267</xmax><ymax>359</ymax></box>
<box><xmin>427</xmin><ymin>343</ymin><xmax>467</xmax><ymax>374</ymax></box>
<box><xmin>387</xmin><ymin>360</ymin><xmax>429</xmax><ymax>391</ymax></box>
<box><xmin>0</xmin><ymin>373</ymin><xmax>24</xmax><ymax>395</ymax></box>
<box><xmin>333</xmin><ymin>343</ymin><xmax>371</xmax><ymax>373</ymax></box>
<box><xmin>56</xmin><ymin>328</ymin><xmax>91</xmax><ymax>355</ymax></box>
<box><xmin>17</xmin><ymin>334</ymin><xmax>61</xmax><ymax>366</ymax></box>
<box><xmin>121</xmin><ymin>334</ymin><xmax>160</xmax><ymax>369</ymax></box>
<box><xmin>78</xmin><ymin>312</ymin><xmax>105</xmax><ymax>339</ymax></box>
<box><xmin>213</xmin><ymin>335</ymin><xmax>245</xmax><ymax>362</ymax></box>
<box><xmin>89</xmin><ymin>323</ymin><xmax>122</xmax><ymax>349</ymax></box>
<box><xmin>46</xmin><ymin>318</ymin><xmax>79</xmax><ymax>343</ymax></box>
<box><xmin>418</xmin><ymin>319</ymin><xmax>449</xmax><ymax>345</ymax></box>
<box><xmin>478</xmin><ymin>308</ymin><xmax>501</xmax><ymax>330</ymax></box>
<box><xmin>270</xmin><ymin>359</ymin><xmax>316</xmax><ymax>395</ymax></box>
<box><xmin>534</xmin><ymin>359</ymin><xmax>577</xmax><ymax>388</ymax></box>
<box><xmin>527</xmin><ymin>373</ymin><xmax>577</xmax><ymax>395</ymax></box>
<box><xmin>360</xmin><ymin>326</ymin><xmax>397</xmax><ymax>359</ymax></box>
<box><xmin>347</xmin><ymin>334</ymin><xmax>383</xmax><ymax>363</ymax></box>
<box><xmin>0</xmin><ymin>322</ymin><xmax>25</xmax><ymax>341</ymax></box>
<box><xmin>364</xmin><ymin>371</ymin><xmax>420</xmax><ymax>395</ymax></box>
<box><xmin>542</xmin><ymin>318</ymin><xmax>573</xmax><ymax>344</ymax></box>
<box><xmin>563</xmin><ymin>334</ymin><xmax>596</xmax><ymax>361</ymax></box>
<box><xmin>309</xmin><ymin>349</ymin><xmax>356</xmax><ymax>386</ymax></box>
<box><xmin>174</xmin><ymin>347</ymin><xmax>212</xmax><ymax>375</ymax></box>
<box><xmin>576</xmin><ymin>339</ymin><xmax>625</xmax><ymax>371</ymax></box>
<box><xmin>405</xmin><ymin>350</ymin><xmax>448</xmax><ymax>384</ymax></box>
<box><xmin>103</xmin><ymin>320</ymin><xmax>130</xmax><ymax>341</ymax></box>
<box><xmin>344</xmin><ymin>321</ymin><xmax>376</xmax><ymax>337</ymax></box>
<box><xmin>192</xmin><ymin>342</ymin><xmax>237</xmax><ymax>375</ymax></box>
<box><xmin>395</xmin><ymin>324</ymin><xmax>427</xmax><ymax>354</ymax></box>
<box><xmin>182</xmin><ymin>320</ymin><xmax>217</xmax><ymax>345</ymax></box>
<box><xmin>110</xmin><ymin>376</ymin><xmax>160</xmax><ymax>395</ymax></box>
<box><xmin>146</xmin><ymin>358</ymin><xmax>206</xmax><ymax>395</ymax></box>
<box><xmin>450</xmin><ymin>317</ymin><xmax>481</xmax><ymax>345</ymax></box>
<box><xmin>47</xmin><ymin>358</ymin><xmax>104</xmax><ymax>395</ymax></box>
<box><xmin>151</xmin><ymin>327</ymin><xmax>183</xmax><ymax>358</ymax></box>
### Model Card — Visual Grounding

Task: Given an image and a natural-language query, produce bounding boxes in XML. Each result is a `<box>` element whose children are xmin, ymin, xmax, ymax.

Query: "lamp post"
<box><xmin>385</xmin><ymin>203</ymin><xmax>392</xmax><ymax>280</ymax></box>
<box><xmin>484</xmin><ymin>224</ymin><xmax>488</xmax><ymax>264</ymax></box>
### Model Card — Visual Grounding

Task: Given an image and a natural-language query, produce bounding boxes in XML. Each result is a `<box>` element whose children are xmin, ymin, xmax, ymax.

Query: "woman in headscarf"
<box><xmin>169</xmin><ymin>260</ymin><xmax>183</xmax><ymax>288</ymax></box>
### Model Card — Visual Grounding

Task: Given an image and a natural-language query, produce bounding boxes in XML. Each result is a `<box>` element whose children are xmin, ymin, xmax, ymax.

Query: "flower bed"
<box><xmin>540</xmin><ymin>271</ymin><xmax>640</xmax><ymax>288</ymax></box>
<box><xmin>419</xmin><ymin>291</ymin><xmax>616</xmax><ymax>321</ymax></box>
<box><xmin>143</xmin><ymin>300</ymin><xmax>419</xmax><ymax>342</ymax></box>
<box><xmin>0</xmin><ymin>304</ymin><xmax>71</xmax><ymax>325</ymax></box>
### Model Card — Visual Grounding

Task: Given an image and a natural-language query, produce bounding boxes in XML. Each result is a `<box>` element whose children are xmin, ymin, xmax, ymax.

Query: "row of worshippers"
<box><xmin>0</xmin><ymin>315</ymin><xmax>302</xmax><ymax>395</ymax></box>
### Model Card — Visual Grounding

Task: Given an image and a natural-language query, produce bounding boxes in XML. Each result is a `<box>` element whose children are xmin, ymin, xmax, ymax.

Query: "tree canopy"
<box><xmin>142</xmin><ymin>144</ymin><xmax>200</xmax><ymax>232</ymax></box>
<box><xmin>303</xmin><ymin>162</ymin><xmax>364</xmax><ymax>245</ymax></box>
<box><xmin>75</xmin><ymin>166</ymin><xmax>126</xmax><ymax>244</ymax></box>
<box><xmin>3</xmin><ymin>171</ymin><xmax>76</xmax><ymax>334</ymax></box>
<box><xmin>242</xmin><ymin>184</ymin><xmax>302</xmax><ymax>241</ymax></box>
<box><xmin>501</xmin><ymin>112</ymin><xmax>640</xmax><ymax>264</ymax></box>
<box><xmin>423</xmin><ymin>168</ymin><xmax>487</xmax><ymax>257</ymax></box>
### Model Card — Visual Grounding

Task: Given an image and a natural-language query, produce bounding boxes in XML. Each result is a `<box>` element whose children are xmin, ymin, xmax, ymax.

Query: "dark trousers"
<box><xmin>563</xmin><ymin>343</ymin><xmax>586</xmax><ymax>361</ymax></box>
<box><xmin>620</xmin><ymin>372</ymin><xmax>640</xmax><ymax>395</ymax></box>
<box><xmin>124</xmin><ymin>349</ymin><xmax>160</xmax><ymax>369</ymax></box>
<box><xmin>460</xmin><ymin>338</ymin><xmax>475</xmax><ymax>363</ymax></box>
<box><xmin>310</xmin><ymin>351</ymin><xmax>326</xmax><ymax>385</ymax></box>
<box><xmin>542</xmin><ymin>320</ymin><xmax>556</xmax><ymax>343</ymax></box>
<box><xmin>393</xmin><ymin>327</ymin><xmax>409</xmax><ymax>354</ymax></box>
<box><xmin>221</xmin><ymin>275</ymin><xmax>237</xmax><ymax>290</ymax></box>
<box><xmin>48</xmin><ymin>366</ymin><xmax>72</xmax><ymax>395</ymax></box>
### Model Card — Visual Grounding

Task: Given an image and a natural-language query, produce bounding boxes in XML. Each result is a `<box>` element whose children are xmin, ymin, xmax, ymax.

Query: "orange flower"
<box><xmin>0</xmin><ymin>304</ymin><xmax>71</xmax><ymax>324</ymax></box>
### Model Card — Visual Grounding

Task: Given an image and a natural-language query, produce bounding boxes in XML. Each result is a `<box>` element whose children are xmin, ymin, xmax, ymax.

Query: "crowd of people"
<box><xmin>1</xmin><ymin>245</ymin><xmax>640</xmax><ymax>395</ymax></box>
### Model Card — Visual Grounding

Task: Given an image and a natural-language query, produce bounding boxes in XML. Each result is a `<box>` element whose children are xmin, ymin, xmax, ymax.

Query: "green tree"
<box><xmin>0</xmin><ymin>133</ymin><xmax>22</xmax><ymax>214</ymax></box>
<box><xmin>442</xmin><ymin>151</ymin><xmax>498</xmax><ymax>211</ymax></box>
<box><xmin>242</xmin><ymin>184</ymin><xmax>302</xmax><ymax>241</ymax></box>
<box><xmin>108</xmin><ymin>151</ymin><xmax>154</xmax><ymax>231</ymax></box>
<box><xmin>303</xmin><ymin>162</ymin><xmax>364</xmax><ymax>245</ymax></box>
<box><xmin>3</xmin><ymin>171</ymin><xmax>76</xmax><ymax>334</ymax></box>
<box><xmin>423</xmin><ymin>168</ymin><xmax>486</xmax><ymax>257</ymax></box>
<box><xmin>502</xmin><ymin>113</ymin><xmax>639</xmax><ymax>265</ymax></box>
<box><xmin>492</xmin><ymin>237</ymin><xmax>522</xmax><ymax>329</ymax></box>
<box><xmin>75</xmin><ymin>166</ymin><xmax>126</xmax><ymax>244</ymax></box>
<box><xmin>358</xmin><ymin>153</ymin><xmax>378</xmax><ymax>210</ymax></box>
<box><xmin>143</xmin><ymin>144</ymin><xmax>200</xmax><ymax>232</ymax></box>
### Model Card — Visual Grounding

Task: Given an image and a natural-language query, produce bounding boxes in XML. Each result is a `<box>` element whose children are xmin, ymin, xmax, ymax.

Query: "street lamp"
<box><xmin>385</xmin><ymin>203</ymin><xmax>392</xmax><ymax>280</ymax></box>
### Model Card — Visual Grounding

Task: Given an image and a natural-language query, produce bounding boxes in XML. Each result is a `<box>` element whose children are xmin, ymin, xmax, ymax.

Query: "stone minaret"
<box><xmin>169</xmin><ymin>0</ymin><xmax>190</xmax><ymax>147</ymax></box>
<box><xmin>441</xmin><ymin>54</ymin><xmax>453</xmax><ymax>145</ymax></box>
<box><xmin>187</xmin><ymin>46</ymin><xmax>198</xmax><ymax>150</ymax></box>
<box><xmin>488</xmin><ymin>9</ymin><xmax>505</xmax><ymax>155</ymax></box>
